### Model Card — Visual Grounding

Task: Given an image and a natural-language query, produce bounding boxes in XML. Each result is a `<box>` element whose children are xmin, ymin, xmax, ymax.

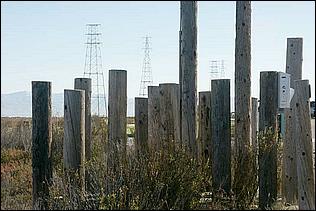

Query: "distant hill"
<box><xmin>1</xmin><ymin>91</ymin><xmax>237</xmax><ymax>117</ymax></box>
<box><xmin>1</xmin><ymin>91</ymin><xmax>135</xmax><ymax>117</ymax></box>
<box><xmin>1</xmin><ymin>91</ymin><xmax>32</xmax><ymax>117</ymax></box>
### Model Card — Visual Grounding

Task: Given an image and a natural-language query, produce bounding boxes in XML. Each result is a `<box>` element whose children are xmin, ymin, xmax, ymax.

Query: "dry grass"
<box><xmin>1</xmin><ymin>148</ymin><xmax>32</xmax><ymax>210</ymax></box>
<box><xmin>1</xmin><ymin>117</ymin><xmax>295</xmax><ymax>210</ymax></box>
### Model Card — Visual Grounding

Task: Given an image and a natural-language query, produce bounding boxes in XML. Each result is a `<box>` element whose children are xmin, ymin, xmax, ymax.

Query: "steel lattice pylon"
<box><xmin>83</xmin><ymin>24</ymin><xmax>107</xmax><ymax>117</ymax></box>
<box><xmin>139</xmin><ymin>36</ymin><xmax>153</xmax><ymax>97</ymax></box>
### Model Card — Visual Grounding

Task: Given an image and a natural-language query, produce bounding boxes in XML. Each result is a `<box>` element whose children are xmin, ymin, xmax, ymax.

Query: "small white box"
<box><xmin>278</xmin><ymin>72</ymin><xmax>291</xmax><ymax>108</ymax></box>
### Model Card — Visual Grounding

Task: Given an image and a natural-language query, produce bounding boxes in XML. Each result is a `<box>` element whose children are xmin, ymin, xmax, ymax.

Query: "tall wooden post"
<box><xmin>148</xmin><ymin>86</ymin><xmax>161</xmax><ymax>151</ymax></box>
<box><xmin>198</xmin><ymin>91</ymin><xmax>211</xmax><ymax>161</ymax></box>
<box><xmin>293</xmin><ymin>80</ymin><xmax>315</xmax><ymax>210</ymax></box>
<box><xmin>258</xmin><ymin>71</ymin><xmax>278</xmax><ymax>209</ymax></box>
<box><xmin>135</xmin><ymin>97</ymin><xmax>148</xmax><ymax>156</ymax></box>
<box><xmin>159</xmin><ymin>83</ymin><xmax>180</xmax><ymax>151</ymax></box>
<box><xmin>211</xmin><ymin>79</ymin><xmax>231</xmax><ymax>193</ymax></box>
<box><xmin>233</xmin><ymin>2</ymin><xmax>252</xmax><ymax>202</ymax></box>
<box><xmin>251</xmin><ymin>97</ymin><xmax>258</xmax><ymax>154</ymax></box>
<box><xmin>108</xmin><ymin>70</ymin><xmax>127</xmax><ymax>171</ymax></box>
<box><xmin>32</xmin><ymin>81</ymin><xmax>52</xmax><ymax>210</ymax></box>
<box><xmin>283</xmin><ymin>38</ymin><xmax>303</xmax><ymax>204</ymax></box>
<box><xmin>74</xmin><ymin>78</ymin><xmax>92</xmax><ymax>161</ymax></box>
<box><xmin>235</xmin><ymin>0</ymin><xmax>251</xmax><ymax>169</ymax></box>
<box><xmin>180</xmin><ymin>1</ymin><xmax>197</xmax><ymax>157</ymax></box>
<box><xmin>64</xmin><ymin>89</ymin><xmax>85</xmax><ymax>193</ymax></box>
<box><xmin>179</xmin><ymin>29</ymin><xmax>182</xmax><ymax>143</ymax></box>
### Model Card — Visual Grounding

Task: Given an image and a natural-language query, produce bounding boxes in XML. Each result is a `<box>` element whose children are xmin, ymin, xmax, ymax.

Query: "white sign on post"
<box><xmin>278</xmin><ymin>72</ymin><xmax>291</xmax><ymax>108</ymax></box>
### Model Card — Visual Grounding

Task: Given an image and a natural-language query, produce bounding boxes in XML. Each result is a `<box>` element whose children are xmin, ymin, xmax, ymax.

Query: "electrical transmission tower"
<box><xmin>209</xmin><ymin>60</ymin><xmax>225</xmax><ymax>90</ymax></box>
<box><xmin>139</xmin><ymin>36</ymin><xmax>153</xmax><ymax>97</ymax></box>
<box><xmin>83</xmin><ymin>23</ymin><xmax>107</xmax><ymax>117</ymax></box>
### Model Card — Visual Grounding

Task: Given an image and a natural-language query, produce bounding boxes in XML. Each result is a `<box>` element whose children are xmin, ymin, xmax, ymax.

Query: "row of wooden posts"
<box><xmin>31</xmin><ymin>71</ymin><xmax>314</xmax><ymax>210</ymax></box>
<box><xmin>31</xmin><ymin>1</ymin><xmax>314</xmax><ymax>210</ymax></box>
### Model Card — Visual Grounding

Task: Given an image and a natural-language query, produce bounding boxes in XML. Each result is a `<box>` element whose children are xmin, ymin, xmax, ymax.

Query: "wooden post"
<box><xmin>258</xmin><ymin>71</ymin><xmax>278</xmax><ymax>209</ymax></box>
<box><xmin>283</xmin><ymin>38</ymin><xmax>303</xmax><ymax>204</ymax></box>
<box><xmin>148</xmin><ymin>86</ymin><xmax>161</xmax><ymax>151</ymax></box>
<box><xmin>211</xmin><ymin>79</ymin><xmax>231</xmax><ymax>193</ymax></box>
<box><xmin>135</xmin><ymin>97</ymin><xmax>148</xmax><ymax>156</ymax></box>
<box><xmin>180</xmin><ymin>1</ymin><xmax>197</xmax><ymax>157</ymax></box>
<box><xmin>63</xmin><ymin>89</ymin><xmax>85</xmax><ymax>192</ymax></box>
<box><xmin>108</xmin><ymin>70</ymin><xmax>127</xmax><ymax>171</ymax></box>
<box><xmin>293</xmin><ymin>80</ymin><xmax>315</xmax><ymax>210</ymax></box>
<box><xmin>179</xmin><ymin>29</ymin><xmax>182</xmax><ymax>143</ymax></box>
<box><xmin>251</xmin><ymin>97</ymin><xmax>258</xmax><ymax>154</ymax></box>
<box><xmin>159</xmin><ymin>83</ymin><xmax>180</xmax><ymax>151</ymax></box>
<box><xmin>234</xmin><ymin>0</ymin><xmax>251</xmax><ymax>172</ymax></box>
<box><xmin>74</xmin><ymin>78</ymin><xmax>92</xmax><ymax>161</ymax></box>
<box><xmin>32</xmin><ymin>81</ymin><xmax>52</xmax><ymax>210</ymax></box>
<box><xmin>286</xmin><ymin>38</ymin><xmax>303</xmax><ymax>86</ymax></box>
<box><xmin>233</xmin><ymin>2</ymin><xmax>253</xmax><ymax>202</ymax></box>
<box><xmin>251</xmin><ymin>97</ymin><xmax>259</xmax><ymax>199</ymax></box>
<box><xmin>198</xmin><ymin>91</ymin><xmax>211</xmax><ymax>161</ymax></box>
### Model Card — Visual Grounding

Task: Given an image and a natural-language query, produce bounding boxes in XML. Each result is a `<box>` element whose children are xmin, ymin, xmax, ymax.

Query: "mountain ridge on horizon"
<box><xmin>1</xmin><ymin>91</ymin><xmax>135</xmax><ymax>117</ymax></box>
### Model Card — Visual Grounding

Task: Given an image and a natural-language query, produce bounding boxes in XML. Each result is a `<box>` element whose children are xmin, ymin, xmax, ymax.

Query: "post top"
<box><xmin>109</xmin><ymin>69</ymin><xmax>127</xmax><ymax>72</ymax></box>
<box><xmin>287</xmin><ymin>37</ymin><xmax>303</xmax><ymax>41</ymax></box>
<box><xmin>260</xmin><ymin>71</ymin><xmax>278</xmax><ymax>74</ymax></box>
<box><xmin>32</xmin><ymin>81</ymin><xmax>51</xmax><ymax>84</ymax></box>
<box><xmin>64</xmin><ymin>89</ymin><xmax>85</xmax><ymax>93</ymax></box>
<box><xmin>199</xmin><ymin>91</ymin><xmax>211</xmax><ymax>94</ymax></box>
<box><xmin>293</xmin><ymin>79</ymin><xmax>309</xmax><ymax>84</ymax></box>
<box><xmin>159</xmin><ymin>83</ymin><xmax>179</xmax><ymax>86</ymax></box>
<box><xmin>135</xmin><ymin>97</ymin><xmax>148</xmax><ymax>100</ymax></box>
<box><xmin>74</xmin><ymin>78</ymin><xmax>92</xmax><ymax>81</ymax></box>
<box><xmin>148</xmin><ymin>86</ymin><xmax>159</xmax><ymax>91</ymax></box>
<box><xmin>210</xmin><ymin>79</ymin><xmax>230</xmax><ymax>82</ymax></box>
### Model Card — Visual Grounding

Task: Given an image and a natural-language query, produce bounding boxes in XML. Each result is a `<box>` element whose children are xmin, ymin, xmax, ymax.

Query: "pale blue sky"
<box><xmin>1</xmin><ymin>1</ymin><xmax>315</xmax><ymax>103</ymax></box>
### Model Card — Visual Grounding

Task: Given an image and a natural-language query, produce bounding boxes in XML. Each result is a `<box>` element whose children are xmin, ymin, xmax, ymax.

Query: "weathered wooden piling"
<box><xmin>283</xmin><ymin>38</ymin><xmax>303</xmax><ymax>204</ymax></box>
<box><xmin>63</xmin><ymin>89</ymin><xmax>85</xmax><ymax>192</ymax></box>
<box><xmin>293</xmin><ymin>80</ymin><xmax>315</xmax><ymax>210</ymax></box>
<box><xmin>235</xmin><ymin>0</ymin><xmax>251</xmax><ymax>170</ymax></box>
<box><xmin>233</xmin><ymin>2</ymin><xmax>252</xmax><ymax>201</ymax></box>
<box><xmin>108</xmin><ymin>69</ymin><xmax>127</xmax><ymax>170</ymax></box>
<box><xmin>135</xmin><ymin>97</ymin><xmax>148</xmax><ymax>156</ymax></box>
<box><xmin>159</xmin><ymin>83</ymin><xmax>180</xmax><ymax>150</ymax></box>
<box><xmin>180</xmin><ymin>1</ymin><xmax>197</xmax><ymax>157</ymax></box>
<box><xmin>198</xmin><ymin>91</ymin><xmax>211</xmax><ymax>160</ymax></box>
<box><xmin>32</xmin><ymin>81</ymin><xmax>52</xmax><ymax>210</ymax></box>
<box><xmin>211</xmin><ymin>79</ymin><xmax>231</xmax><ymax>193</ymax></box>
<box><xmin>286</xmin><ymin>38</ymin><xmax>303</xmax><ymax>86</ymax></box>
<box><xmin>148</xmin><ymin>86</ymin><xmax>161</xmax><ymax>151</ymax></box>
<box><xmin>258</xmin><ymin>71</ymin><xmax>278</xmax><ymax>209</ymax></box>
<box><xmin>179</xmin><ymin>29</ymin><xmax>182</xmax><ymax>143</ymax></box>
<box><xmin>251</xmin><ymin>97</ymin><xmax>258</xmax><ymax>154</ymax></box>
<box><xmin>74</xmin><ymin>78</ymin><xmax>92</xmax><ymax>161</ymax></box>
